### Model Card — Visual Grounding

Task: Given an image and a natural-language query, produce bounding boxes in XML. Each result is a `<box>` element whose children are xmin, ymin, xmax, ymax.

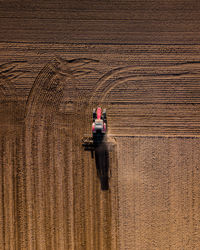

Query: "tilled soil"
<box><xmin>1</xmin><ymin>50</ymin><xmax>200</xmax><ymax>249</ymax></box>
<box><xmin>1</xmin><ymin>122</ymin><xmax>200</xmax><ymax>249</ymax></box>
<box><xmin>116</xmin><ymin>136</ymin><xmax>200</xmax><ymax>249</ymax></box>
<box><xmin>1</xmin><ymin>1</ymin><xmax>200</xmax><ymax>247</ymax></box>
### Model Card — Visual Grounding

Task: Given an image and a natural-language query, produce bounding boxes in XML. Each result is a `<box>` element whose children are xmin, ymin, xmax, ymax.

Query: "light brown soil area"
<box><xmin>116</xmin><ymin>136</ymin><xmax>200</xmax><ymax>249</ymax></box>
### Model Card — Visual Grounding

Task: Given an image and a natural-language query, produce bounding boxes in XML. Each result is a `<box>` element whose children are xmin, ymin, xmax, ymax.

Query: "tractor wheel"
<box><xmin>93</xmin><ymin>108</ymin><xmax>96</xmax><ymax>121</ymax></box>
<box><xmin>102</xmin><ymin>109</ymin><xmax>106</xmax><ymax>121</ymax></box>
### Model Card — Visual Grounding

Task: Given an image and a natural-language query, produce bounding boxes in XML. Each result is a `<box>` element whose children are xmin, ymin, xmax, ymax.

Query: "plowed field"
<box><xmin>1</xmin><ymin>56</ymin><xmax>200</xmax><ymax>249</ymax></box>
<box><xmin>1</xmin><ymin>0</ymin><xmax>200</xmax><ymax>248</ymax></box>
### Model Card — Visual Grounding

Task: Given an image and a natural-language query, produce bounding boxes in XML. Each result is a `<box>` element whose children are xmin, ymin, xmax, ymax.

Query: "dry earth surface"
<box><xmin>1</xmin><ymin>0</ymin><xmax>200</xmax><ymax>249</ymax></box>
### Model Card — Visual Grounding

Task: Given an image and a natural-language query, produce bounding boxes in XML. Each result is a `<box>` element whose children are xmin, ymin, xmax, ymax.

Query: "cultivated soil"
<box><xmin>1</xmin><ymin>1</ymin><xmax>200</xmax><ymax>249</ymax></box>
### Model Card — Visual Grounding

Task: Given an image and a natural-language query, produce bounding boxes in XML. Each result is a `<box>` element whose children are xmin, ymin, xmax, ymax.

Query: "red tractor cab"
<box><xmin>92</xmin><ymin>107</ymin><xmax>107</xmax><ymax>134</ymax></box>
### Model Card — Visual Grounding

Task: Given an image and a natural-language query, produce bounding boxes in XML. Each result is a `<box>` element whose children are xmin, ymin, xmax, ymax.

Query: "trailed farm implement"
<box><xmin>82</xmin><ymin>107</ymin><xmax>114</xmax><ymax>191</ymax></box>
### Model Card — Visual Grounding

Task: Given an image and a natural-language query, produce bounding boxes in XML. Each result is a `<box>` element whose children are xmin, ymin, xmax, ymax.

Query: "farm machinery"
<box><xmin>82</xmin><ymin>107</ymin><xmax>111</xmax><ymax>190</ymax></box>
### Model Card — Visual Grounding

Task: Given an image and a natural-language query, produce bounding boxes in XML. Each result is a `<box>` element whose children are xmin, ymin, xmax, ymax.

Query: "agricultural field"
<box><xmin>1</xmin><ymin>1</ymin><xmax>200</xmax><ymax>249</ymax></box>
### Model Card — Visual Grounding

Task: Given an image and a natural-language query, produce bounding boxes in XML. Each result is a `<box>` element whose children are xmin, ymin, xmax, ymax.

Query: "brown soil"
<box><xmin>1</xmin><ymin>57</ymin><xmax>200</xmax><ymax>249</ymax></box>
<box><xmin>1</xmin><ymin>1</ymin><xmax>200</xmax><ymax>249</ymax></box>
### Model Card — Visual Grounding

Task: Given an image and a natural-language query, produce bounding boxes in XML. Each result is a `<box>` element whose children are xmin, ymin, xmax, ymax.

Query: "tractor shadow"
<box><xmin>93</xmin><ymin>134</ymin><xmax>109</xmax><ymax>190</ymax></box>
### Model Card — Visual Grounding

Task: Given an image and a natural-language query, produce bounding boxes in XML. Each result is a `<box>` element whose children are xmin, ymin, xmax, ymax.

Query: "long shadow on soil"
<box><xmin>93</xmin><ymin>134</ymin><xmax>109</xmax><ymax>190</ymax></box>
